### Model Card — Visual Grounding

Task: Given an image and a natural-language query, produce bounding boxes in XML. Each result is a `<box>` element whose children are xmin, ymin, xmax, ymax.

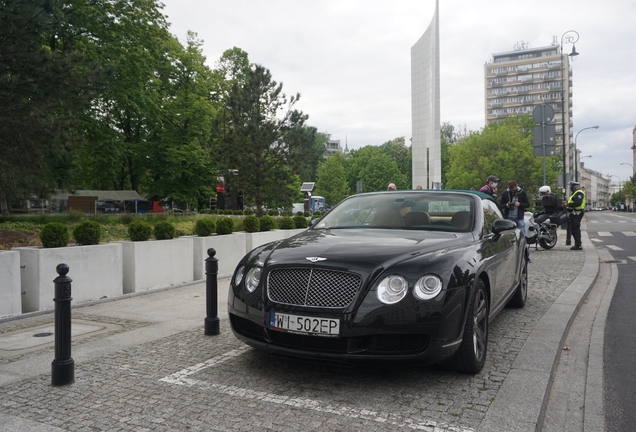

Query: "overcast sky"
<box><xmin>160</xmin><ymin>0</ymin><xmax>636</xmax><ymax>183</ymax></box>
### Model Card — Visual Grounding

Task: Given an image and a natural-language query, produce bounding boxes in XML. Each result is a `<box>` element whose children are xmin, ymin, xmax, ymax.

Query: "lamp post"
<box><xmin>559</xmin><ymin>30</ymin><xmax>579</xmax><ymax>199</ymax></box>
<box><xmin>574</xmin><ymin>126</ymin><xmax>599</xmax><ymax>181</ymax></box>
<box><xmin>620</xmin><ymin>163</ymin><xmax>634</xmax><ymax>211</ymax></box>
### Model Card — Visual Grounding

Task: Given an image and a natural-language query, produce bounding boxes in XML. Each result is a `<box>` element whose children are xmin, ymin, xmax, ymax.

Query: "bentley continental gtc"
<box><xmin>228</xmin><ymin>190</ymin><xmax>528</xmax><ymax>373</ymax></box>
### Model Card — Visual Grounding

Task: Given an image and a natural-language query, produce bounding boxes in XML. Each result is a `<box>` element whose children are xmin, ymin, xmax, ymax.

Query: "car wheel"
<box><xmin>446</xmin><ymin>279</ymin><xmax>489</xmax><ymax>374</ymax></box>
<box><xmin>538</xmin><ymin>227</ymin><xmax>557</xmax><ymax>249</ymax></box>
<box><xmin>507</xmin><ymin>257</ymin><xmax>527</xmax><ymax>308</ymax></box>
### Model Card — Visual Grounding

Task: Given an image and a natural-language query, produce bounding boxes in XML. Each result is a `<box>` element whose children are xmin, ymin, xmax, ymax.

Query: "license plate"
<box><xmin>269</xmin><ymin>312</ymin><xmax>340</xmax><ymax>337</ymax></box>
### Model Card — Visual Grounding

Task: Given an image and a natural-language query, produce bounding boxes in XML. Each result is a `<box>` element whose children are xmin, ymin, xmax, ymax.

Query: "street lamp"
<box><xmin>574</xmin><ymin>125</ymin><xmax>599</xmax><ymax>181</ymax></box>
<box><xmin>621</xmin><ymin>162</ymin><xmax>634</xmax><ymax>180</ymax></box>
<box><xmin>559</xmin><ymin>30</ymin><xmax>579</xmax><ymax>199</ymax></box>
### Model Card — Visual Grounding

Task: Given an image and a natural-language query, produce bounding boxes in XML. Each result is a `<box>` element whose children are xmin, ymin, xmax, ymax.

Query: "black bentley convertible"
<box><xmin>228</xmin><ymin>190</ymin><xmax>528</xmax><ymax>373</ymax></box>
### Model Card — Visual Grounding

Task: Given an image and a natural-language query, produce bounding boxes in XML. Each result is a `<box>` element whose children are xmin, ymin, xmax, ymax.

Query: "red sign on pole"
<box><xmin>216</xmin><ymin>184</ymin><xmax>225</xmax><ymax>193</ymax></box>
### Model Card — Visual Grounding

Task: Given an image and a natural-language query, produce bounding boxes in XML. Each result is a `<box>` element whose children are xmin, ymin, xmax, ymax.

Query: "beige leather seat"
<box><xmin>371</xmin><ymin>208</ymin><xmax>403</xmax><ymax>227</ymax></box>
<box><xmin>403</xmin><ymin>211</ymin><xmax>430</xmax><ymax>227</ymax></box>
<box><xmin>451</xmin><ymin>211</ymin><xmax>471</xmax><ymax>229</ymax></box>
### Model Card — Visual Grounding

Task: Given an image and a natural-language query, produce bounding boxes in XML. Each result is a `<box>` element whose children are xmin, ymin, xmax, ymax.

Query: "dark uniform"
<box><xmin>566</xmin><ymin>182</ymin><xmax>586</xmax><ymax>250</ymax></box>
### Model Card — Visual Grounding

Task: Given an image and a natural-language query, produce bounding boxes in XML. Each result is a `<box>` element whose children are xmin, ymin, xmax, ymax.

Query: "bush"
<box><xmin>154</xmin><ymin>220</ymin><xmax>176</xmax><ymax>240</ymax></box>
<box><xmin>259</xmin><ymin>215</ymin><xmax>275</xmax><ymax>231</ymax></box>
<box><xmin>278</xmin><ymin>217</ymin><xmax>295</xmax><ymax>229</ymax></box>
<box><xmin>243</xmin><ymin>215</ymin><xmax>260</xmax><ymax>233</ymax></box>
<box><xmin>303</xmin><ymin>211</ymin><xmax>310</xmax><ymax>217</ymax></box>
<box><xmin>127</xmin><ymin>220</ymin><xmax>152</xmax><ymax>241</ymax></box>
<box><xmin>281</xmin><ymin>210</ymin><xmax>292</xmax><ymax>217</ymax></box>
<box><xmin>194</xmin><ymin>218</ymin><xmax>216</xmax><ymax>236</ymax></box>
<box><xmin>267</xmin><ymin>209</ymin><xmax>278</xmax><ymax>217</ymax></box>
<box><xmin>39</xmin><ymin>222</ymin><xmax>70</xmax><ymax>248</ymax></box>
<box><xmin>233</xmin><ymin>210</ymin><xmax>242</xmax><ymax>216</ymax></box>
<box><xmin>244</xmin><ymin>208</ymin><xmax>254</xmax><ymax>216</ymax></box>
<box><xmin>293</xmin><ymin>215</ymin><xmax>308</xmax><ymax>229</ymax></box>
<box><xmin>295</xmin><ymin>211</ymin><xmax>304</xmax><ymax>217</ymax></box>
<box><xmin>73</xmin><ymin>220</ymin><xmax>102</xmax><ymax>245</ymax></box>
<box><xmin>216</xmin><ymin>217</ymin><xmax>234</xmax><ymax>235</ymax></box>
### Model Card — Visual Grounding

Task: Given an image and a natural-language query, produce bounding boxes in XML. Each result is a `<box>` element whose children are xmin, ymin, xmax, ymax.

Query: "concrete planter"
<box><xmin>0</xmin><ymin>250</ymin><xmax>22</xmax><ymax>318</ymax></box>
<box><xmin>120</xmin><ymin>237</ymin><xmax>193</xmax><ymax>294</ymax></box>
<box><xmin>14</xmin><ymin>243</ymin><xmax>123</xmax><ymax>313</ymax></box>
<box><xmin>245</xmin><ymin>230</ymin><xmax>287</xmax><ymax>254</ymax></box>
<box><xmin>191</xmin><ymin>233</ymin><xmax>246</xmax><ymax>280</ymax></box>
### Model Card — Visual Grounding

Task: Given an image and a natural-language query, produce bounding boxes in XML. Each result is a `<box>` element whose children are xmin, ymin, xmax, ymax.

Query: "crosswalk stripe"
<box><xmin>590</xmin><ymin>238</ymin><xmax>603</xmax><ymax>242</ymax></box>
<box><xmin>623</xmin><ymin>232</ymin><xmax>636</xmax><ymax>236</ymax></box>
<box><xmin>607</xmin><ymin>245</ymin><xmax>624</xmax><ymax>251</ymax></box>
<box><xmin>629</xmin><ymin>257</ymin><xmax>636</xmax><ymax>262</ymax></box>
<box><xmin>598</xmin><ymin>232</ymin><xmax>613</xmax><ymax>237</ymax></box>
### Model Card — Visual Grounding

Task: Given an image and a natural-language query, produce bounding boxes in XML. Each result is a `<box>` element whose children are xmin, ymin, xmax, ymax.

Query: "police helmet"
<box><xmin>539</xmin><ymin>185</ymin><xmax>551</xmax><ymax>196</ymax></box>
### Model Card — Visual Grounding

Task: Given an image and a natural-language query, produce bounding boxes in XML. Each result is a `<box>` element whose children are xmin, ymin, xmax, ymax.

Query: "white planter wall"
<box><xmin>120</xmin><ymin>237</ymin><xmax>193</xmax><ymax>293</ymax></box>
<box><xmin>0</xmin><ymin>251</ymin><xmax>22</xmax><ymax>318</ymax></box>
<box><xmin>14</xmin><ymin>243</ymin><xmax>123</xmax><ymax>313</ymax></box>
<box><xmin>192</xmin><ymin>233</ymin><xmax>246</xmax><ymax>280</ymax></box>
<box><xmin>245</xmin><ymin>230</ymin><xmax>287</xmax><ymax>255</ymax></box>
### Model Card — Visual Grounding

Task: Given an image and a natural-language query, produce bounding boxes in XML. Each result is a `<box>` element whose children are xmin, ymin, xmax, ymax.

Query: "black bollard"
<box><xmin>204</xmin><ymin>248</ymin><xmax>220</xmax><ymax>335</ymax></box>
<box><xmin>51</xmin><ymin>263</ymin><xmax>75</xmax><ymax>386</ymax></box>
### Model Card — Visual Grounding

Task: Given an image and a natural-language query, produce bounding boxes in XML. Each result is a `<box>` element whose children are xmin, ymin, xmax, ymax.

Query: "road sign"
<box><xmin>532</xmin><ymin>104</ymin><xmax>555</xmax><ymax>123</ymax></box>
<box><xmin>533</xmin><ymin>124</ymin><xmax>556</xmax><ymax>147</ymax></box>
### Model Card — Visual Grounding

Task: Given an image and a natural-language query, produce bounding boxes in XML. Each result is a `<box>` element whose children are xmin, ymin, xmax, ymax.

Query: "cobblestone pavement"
<box><xmin>0</xmin><ymin>234</ymin><xmax>586</xmax><ymax>432</ymax></box>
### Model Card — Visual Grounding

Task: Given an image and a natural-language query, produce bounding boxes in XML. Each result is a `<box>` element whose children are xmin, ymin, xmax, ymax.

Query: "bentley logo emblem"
<box><xmin>306</xmin><ymin>257</ymin><xmax>327</xmax><ymax>263</ymax></box>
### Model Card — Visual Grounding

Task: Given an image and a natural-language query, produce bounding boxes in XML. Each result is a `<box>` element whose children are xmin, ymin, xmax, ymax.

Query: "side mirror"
<box><xmin>492</xmin><ymin>219</ymin><xmax>517</xmax><ymax>235</ymax></box>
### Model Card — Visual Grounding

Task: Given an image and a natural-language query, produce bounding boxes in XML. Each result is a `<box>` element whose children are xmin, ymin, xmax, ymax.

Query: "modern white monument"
<box><xmin>411</xmin><ymin>0</ymin><xmax>441</xmax><ymax>189</ymax></box>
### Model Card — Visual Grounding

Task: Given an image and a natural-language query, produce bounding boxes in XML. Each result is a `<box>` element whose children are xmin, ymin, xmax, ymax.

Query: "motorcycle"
<box><xmin>524</xmin><ymin>210</ymin><xmax>564</xmax><ymax>250</ymax></box>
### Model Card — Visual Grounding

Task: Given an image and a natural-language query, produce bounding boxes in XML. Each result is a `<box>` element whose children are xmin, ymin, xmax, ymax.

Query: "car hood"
<box><xmin>258</xmin><ymin>228</ymin><xmax>472</xmax><ymax>273</ymax></box>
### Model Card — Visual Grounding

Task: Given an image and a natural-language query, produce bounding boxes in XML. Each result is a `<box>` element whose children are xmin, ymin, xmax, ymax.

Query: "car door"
<box><xmin>481</xmin><ymin>199</ymin><xmax>518</xmax><ymax>310</ymax></box>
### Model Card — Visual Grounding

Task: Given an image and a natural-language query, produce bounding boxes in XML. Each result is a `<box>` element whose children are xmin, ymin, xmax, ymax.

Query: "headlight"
<box><xmin>233</xmin><ymin>265</ymin><xmax>245</xmax><ymax>287</ymax></box>
<box><xmin>413</xmin><ymin>274</ymin><xmax>443</xmax><ymax>300</ymax></box>
<box><xmin>245</xmin><ymin>266</ymin><xmax>262</xmax><ymax>293</ymax></box>
<box><xmin>376</xmin><ymin>275</ymin><xmax>408</xmax><ymax>304</ymax></box>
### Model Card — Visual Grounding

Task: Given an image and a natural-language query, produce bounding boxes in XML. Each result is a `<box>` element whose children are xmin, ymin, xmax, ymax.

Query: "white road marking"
<box><xmin>598</xmin><ymin>232</ymin><xmax>613</xmax><ymax>237</ymax></box>
<box><xmin>623</xmin><ymin>231</ymin><xmax>636</xmax><ymax>236</ymax></box>
<box><xmin>629</xmin><ymin>257</ymin><xmax>636</xmax><ymax>263</ymax></box>
<box><xmin>607</xmin><ymin>245</ymin><xmax>624</xmax><ymax>251</ymax></box>
<box><xmin>159</xmin><ymin>348</ymin><xmax>475</xmax><ymax>432</ymax></box>
<box><xmin>590</xmin><ymin>238</ymin><xmax>603</xmax><ymax>243</ymax></box>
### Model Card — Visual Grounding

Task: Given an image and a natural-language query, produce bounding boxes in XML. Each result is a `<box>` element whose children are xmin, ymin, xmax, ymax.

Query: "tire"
<box><xmin>538</xmin><ymin>227</ymin><xmax>557</xmax><ymax>249</ymax></box>
<box><xmin>446</xmin><ymin>279</ymin><xmax>489</xmax><ymax>374</ymax></box>
<box><xmin>507</xmin><ymin>257</ymin><xmax>528</xmax><ymax>308</ymax></box>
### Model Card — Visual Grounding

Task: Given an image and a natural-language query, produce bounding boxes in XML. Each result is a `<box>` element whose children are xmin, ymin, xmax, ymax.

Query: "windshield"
<box><xmin>314</xmin><ymin>192</ymin><xmax>475</xmax><ymax>232</ymax></box>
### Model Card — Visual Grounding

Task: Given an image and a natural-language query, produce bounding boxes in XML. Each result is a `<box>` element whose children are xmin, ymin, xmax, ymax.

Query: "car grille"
<box><xmin>267</xmin><ymin>268</ymin><xmax>362</xmax><ymax>308</ymax></box>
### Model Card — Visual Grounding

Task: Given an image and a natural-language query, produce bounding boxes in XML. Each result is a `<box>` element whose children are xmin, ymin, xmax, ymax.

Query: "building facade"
<box><xmin>324</xmin><ymin>139</ymin><xmax>347</xmax><ymax>157</ymax></box>
<box><xmin>579</xmin><ymin>165</ymin><xmax>610</xmax><ymax>209</ymax></box>
<box><xmin>484</xmin><ymin>40</ymin><xmax>574</xmax><ymax>185</ymax></box>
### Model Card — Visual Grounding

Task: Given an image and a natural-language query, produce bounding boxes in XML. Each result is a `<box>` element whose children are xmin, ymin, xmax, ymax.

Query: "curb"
<box><xmin>480</xmin><ymin>227</ymin><xmax>599</xmax><ymax>431</ymax></box>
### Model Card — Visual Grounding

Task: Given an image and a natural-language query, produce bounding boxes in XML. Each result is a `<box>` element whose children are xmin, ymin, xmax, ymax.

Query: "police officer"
<box><xmin>564</xmin><ymin>181</ymin><xmax>585</xmax><ymax>250</ymax></box>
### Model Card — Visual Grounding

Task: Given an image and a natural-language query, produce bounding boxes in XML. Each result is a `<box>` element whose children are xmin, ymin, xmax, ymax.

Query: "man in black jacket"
<box><xmin>500</xmin><ymin>180</ymin><xmax>530</xmax><ymax>234</ymax></box>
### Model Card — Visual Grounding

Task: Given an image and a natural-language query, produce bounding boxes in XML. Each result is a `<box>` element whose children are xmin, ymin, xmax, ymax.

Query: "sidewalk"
<box><xmin>0</xmin><ymin>226</ymin><xmax>599</xmax><ymax>431</ymax></box>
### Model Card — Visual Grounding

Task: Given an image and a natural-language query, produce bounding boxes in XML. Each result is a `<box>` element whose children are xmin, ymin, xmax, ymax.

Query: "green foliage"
<box><xmin>194</xmin><ymin>218</ymin><xmax>216</xmax><ymax>236</ymax></box>
<box><xmin>39</xmin><ymin>222</ymin><xmax>70</xmax><ymax>248</ymax></box>
<box><xmin>444</xmin><ymin>116</ymin><xmax>555</xmax><ymax>198</ymax></box>
<box><xmin>244</xmin><ymin>208</ymin><xmax>255</xmax><ymax>216</ymax></box>
<box><xmin>293</xmin><ymin>215</ymin><xmax>308</xmax><ymax>229</ymax></box>
<box><xmin>278</xmin><ymin>217</ymin><xmax>296</xmax><ymax>229</ymax></box>
<box><xmin>127</xmin><ymin>220</ymin><xmax>153</xmax><ymax>242</ymax></box>
<box><xmin>243</xmin><ymin>216</ymin><xmax>260</xmax><ymax>233</ymax></box>
<box><xmin>281</xmin><ymin>210</ymin><xmax>293</xmax><ymax>217</ymax></box>
<box><xmin>216</xmin><ymin>217</ymin><xmax>234</xmax><ymax>235</ymax></box>
<box><xmin>259</xmin><ymin>215</ymin><xmax>275</xmax><ymax>231</ymax></box>
<box><xmin>346</xmin><ymin>146</ymin><xmax>407</xmax><ymax>192</ymax></box>
<box><xmin>217</xmin><ymin>64</ymin><xmax>313</xmax><ymax>216</ymax></box>
<box><xmin>154</xmin><ymin>221</ymin><xmax>176</xmax><ymax>240</ymax></box>
<box><xmin>267</xmin><ymin>209</ymin><xmax>279</xmax><ymax>216</ymax></box>
<box><xmin>315</xmin><ymin>153</ymin><xmax>349</xmax><ymax>207</ymax></box>
<box><xmin>72</xmin><ymin>220</ymin><xmax>102</xmax><ymax>245</ymax></box>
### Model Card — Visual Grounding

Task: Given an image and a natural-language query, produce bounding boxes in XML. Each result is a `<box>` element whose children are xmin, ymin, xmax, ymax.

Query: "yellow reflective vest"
<box><xmin>567</xmin><ymin>189</ymin><xmax>586</xmax><ymax>211</ymax></box>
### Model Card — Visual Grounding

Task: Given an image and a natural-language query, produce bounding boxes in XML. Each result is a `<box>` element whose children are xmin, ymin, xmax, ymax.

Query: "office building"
<box><xmin>484</xmin><ymin>40</ymin><xmax>574</xmax><ymax>181</ymax></box>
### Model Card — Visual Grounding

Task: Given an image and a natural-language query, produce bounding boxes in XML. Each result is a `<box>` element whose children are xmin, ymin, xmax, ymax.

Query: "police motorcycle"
<box><xmin>524</xmin><ymin>186</ymin><xmax>567</xmax><ymax>250</ymax></box>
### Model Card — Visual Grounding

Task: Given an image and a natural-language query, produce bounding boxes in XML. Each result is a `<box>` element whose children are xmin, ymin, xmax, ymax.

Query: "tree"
<box><xmin>380</xmin><ymin>137</ymin><xmax>411</xmax><ymax>187</ymax></box>
<box><xmin>0</xmin><ymin>0</ymin><xmax>102</xmax><ymax>213</ymax></box>
<box><xmin>219</xmin><ymin>64</ymin><xmax>311</xmax><ymax>214</ymax></box>
<box><xmin>346</xmin><ymin>146</ymin><xmax>406</xmax><ymax>192</ymax></box>
<box><xmin>444</xmin><ymin>116</ymin><xmax>558</xmax><ymax>198</ymax></box>
<box><xmin>315</xmin><ymin>154</ymin><xmax>349</xmax><ymax>206</ymax></box>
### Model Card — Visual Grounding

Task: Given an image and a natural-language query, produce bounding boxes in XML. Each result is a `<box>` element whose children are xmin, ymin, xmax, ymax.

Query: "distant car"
<box><xmin>228</xmin><ymin>190</ymin><xmax>528</xmax><ymax>373</ymax></box>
